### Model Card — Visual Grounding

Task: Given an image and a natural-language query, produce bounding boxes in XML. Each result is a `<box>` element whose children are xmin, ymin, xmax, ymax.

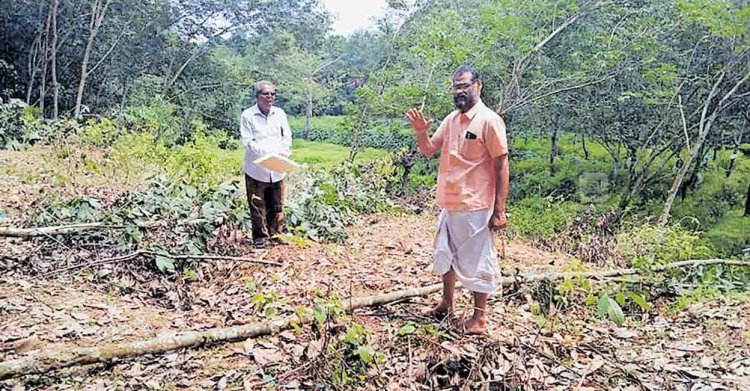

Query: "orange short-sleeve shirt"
<box><xmin>417</xmin><ymin>100</ymin><xmax>508</xmax><ymax>211</ymax></box>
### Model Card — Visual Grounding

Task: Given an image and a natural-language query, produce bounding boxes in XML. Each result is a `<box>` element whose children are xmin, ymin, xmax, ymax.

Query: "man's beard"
<box><xmin>453</xmin><ymin>92</ymin><xmax>476</xmax><ymax>112</ymax></box>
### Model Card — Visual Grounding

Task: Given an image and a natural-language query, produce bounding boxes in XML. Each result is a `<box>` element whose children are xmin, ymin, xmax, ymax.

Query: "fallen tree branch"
<box><xmin>51</xmin><ymin>250</ymin><xmax>282</xmax><ymax>274</ymax></box>
<box><xmin>0</xmin><ymin>219</ymin><xmax>201</xmax><ymax>238</ymax></box>
<box><xmin>0</xmin><ymin>223</ymin><xmax>121</xmax><ymax>238</ymax></box>
<box><xmin>1</xmin><ymin>258</ymin><xmax>747</xmax><ymax>379</ymax></box>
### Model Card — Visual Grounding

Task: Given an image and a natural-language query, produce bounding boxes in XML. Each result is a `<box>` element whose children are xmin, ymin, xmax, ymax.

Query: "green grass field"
<box><xmin>291</xmin><ymin>139</ymin><xmax>387</xmax><ymax>168</ymax></box>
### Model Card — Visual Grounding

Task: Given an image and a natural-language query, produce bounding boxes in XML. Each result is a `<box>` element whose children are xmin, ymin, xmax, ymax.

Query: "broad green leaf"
<box><xmin>398</xmin><ymin>323</ymin><xmax>416</xmax><ymax>336</ymax></box>
<box><xmin>627</xmin><ymin>292</ymin><xmax>653</xmax><ymax>312</ymax></box>
<box><xmin>264</xmin><ymin>306</ymin><xmax>278</xmax><ymax>318</ymax></box>
<box><xmin>607</xmin><ymin>297</ymin><xmax>626</xmax><ymax>325</ymax></box>
<box><xmin>313</xmin><ymin>304</ymin><xmax>326</xmax><ymax>325</ymax></box>
<box><xmin>596</xmin><ymin>293</ymin><xmax>610</xmax><ymax>317</ymax></box>
<box><xmin>155</xmin><ymin>255</ymin><xmax>175</xmax><ymax>273</ymax></box>
<box><xmin>353</xmin><ymin>345</ymin><xmax>375</xmax><ymax>364</ymax></box>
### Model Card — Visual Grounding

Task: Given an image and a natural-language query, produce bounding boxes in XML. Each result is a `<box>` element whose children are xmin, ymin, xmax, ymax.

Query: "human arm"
<box><xmin>490</xmin><ymin>154</ymin><xmax>509</xmax><ymax>230</ymax></box>
<box><xmin>279</xmin><ymin>113</ymin><xmax>292</xmax><ymax>158</ymax></box>
<box><xmin>485</xmin><ymin>116</ymin><xmax>509</xmax><ymax>231</ymax></box>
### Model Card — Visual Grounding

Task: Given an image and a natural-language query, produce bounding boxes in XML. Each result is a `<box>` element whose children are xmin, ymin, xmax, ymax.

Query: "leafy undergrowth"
<box><xmin>2</xmin><ymin>149</ymin><xmax>750</xmax><ymax>390</ymax></box>
<box><xmin>2</xmin><ymin>209</ymin><xmax>750</xmax><ymax>390</ymax></box>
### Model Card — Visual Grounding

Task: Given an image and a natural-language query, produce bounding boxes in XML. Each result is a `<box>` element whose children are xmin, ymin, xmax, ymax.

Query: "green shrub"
<box><xmin>289</xmin><ymin>115</ymin><xmax>413</xmax><ymax>150</ymax></box>
<box><xmin>578</xmin><ymin>172</ymin><xmax>611</xmax><ymax>203</ymax></box>
<box><xmin>81</xmin><ymin>117</ymin><xmax>120</xmax><ymax>147</ymax></box>
<box><xmin>704</xmin><ymin>211</ymin><xmax>749</xmax><ymax>257</ymax></box>
<box><xmin>166</xmin><ymin>132</ymin><xmax>242</xmax><ymax>186</ymax></box>
<box><xmin>107</xmin><ymin>132</ymin><xmax>171</xmax><ymax>182</ymax></box>
<box><xmin>615</xmin><ymin>223</ymin><xmax>715</xmax><ymax>268</ymax></box>
<box><xmin>508</xmin><ymin>196</ymin><xmax>580</xmax><ymax>237</ymax></box>
<box><xmin>0</xmin><ymin>99</ymin><xmax>27</xmax><ymax>150</ymax></box>
<box><xmin>123</xmin><ymin>95</ymin><xmax>183</xmax><ymax>144</ymax></box>
<box><xmin>669</xmin><ymin>154</ymin><xmax>749</xmax><ymax>228</ymax></box>
<box><xmin>285</xmin><ymin>163</ymin><xmax>397</xmax><ymax>241</ymax></box>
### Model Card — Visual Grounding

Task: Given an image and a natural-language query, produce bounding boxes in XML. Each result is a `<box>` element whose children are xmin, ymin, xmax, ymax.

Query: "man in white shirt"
<box><xmin>239</xmin><ymin>81</ymin><xmax>292</xmax><ymax>248</ymax></box>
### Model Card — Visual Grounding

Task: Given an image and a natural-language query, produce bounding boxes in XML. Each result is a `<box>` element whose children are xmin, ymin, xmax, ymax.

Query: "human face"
<box><xmin>450</xmin><ymin>72</ymin><xmax>481</xmax><ymax>112</ymax></box>
<box><xmin>256</xmin><ymin>84</ymin><xmax>276</xmax><ymax>111</ymax></box>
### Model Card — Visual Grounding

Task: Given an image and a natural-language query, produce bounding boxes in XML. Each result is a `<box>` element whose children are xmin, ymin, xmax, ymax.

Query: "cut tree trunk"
<box><xmin>1</xmin><ymin>258</ymin><xmax>747</xmax><ymax>380</ymax></box>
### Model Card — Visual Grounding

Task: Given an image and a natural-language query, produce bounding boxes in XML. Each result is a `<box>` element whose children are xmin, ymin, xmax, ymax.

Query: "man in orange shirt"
<box><xmin>406</xmin><ymin>65</ymin><xmax>509</xmax><ymax>334</ymax></box>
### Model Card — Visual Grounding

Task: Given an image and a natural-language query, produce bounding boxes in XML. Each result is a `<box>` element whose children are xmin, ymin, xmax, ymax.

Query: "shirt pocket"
<box><xmin>459</xmin><ymin>135</ymin><xmax>485</xmax><ymax>161</ymax></box>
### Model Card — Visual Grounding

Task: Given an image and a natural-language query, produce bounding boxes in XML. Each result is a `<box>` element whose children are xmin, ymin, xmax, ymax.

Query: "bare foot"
<box><xmin>460</xmin><ymin>316</ymin><xmax>487</xmax><ymax>335</ymax></box>
<box><xmin>424</xmin><ymin>302</ymin><xmax>452</xmax><ymax>320</ymax></box>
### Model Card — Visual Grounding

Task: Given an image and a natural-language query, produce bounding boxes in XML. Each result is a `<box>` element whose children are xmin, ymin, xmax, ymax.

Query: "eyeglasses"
<box><xmin>259</xmin><ymin>91</ymin><xmax>277</xmax><ymax>97</ymax></box>
<box><xmin>450</xmin><ymin>81</ymin><xmax>476</xmax><ymax>92</ymax></box>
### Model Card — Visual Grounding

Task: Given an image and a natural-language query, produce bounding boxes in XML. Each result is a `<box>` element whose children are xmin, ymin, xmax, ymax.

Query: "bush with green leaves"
<box><xmin>285</xmin><ymin>162</ymin><xmax>397</xmax><ymax>242</ymax></box>
<box><xmin>28</xmin><ymin>175</ymin><xmax>250</xmax><ymax>273</ymax></box>
<box><xmin>507</xmin><ymin>196</ymin><xmax>580</xmax><ymax>237</ymax></box>
<box><xmin>123</xmin><ymin>95</ymin><xmax>184</xmax><ymax>145</ymax></box>
<box><xmin>289</xmin><ymin>115</ymin><xmax>413</xmax><ymax>150</ymax></box>
<box><xmin>0</xmin><ymin>99</ymin><xmax>28</xmax><ymax>150</ymax></box>
<box><xmin>0</xmin><ymin>99</ymin><xmax>54</xmax><ymax>150</ymax></box>
<box><xmin>615</xmin><ymin>223</ymin><xmax>715</xmax><ymax>269</ymax></box>
<box><xmin>703</xmin><ymin>211</ymin><xmax>749</xmax><ymax>257</ymax></box>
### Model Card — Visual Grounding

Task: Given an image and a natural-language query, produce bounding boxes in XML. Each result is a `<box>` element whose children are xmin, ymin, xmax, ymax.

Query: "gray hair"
<box><xmin>254</xmin><ymin>80</ymin><xmax>275</xmax><ymax>96</ymax></box>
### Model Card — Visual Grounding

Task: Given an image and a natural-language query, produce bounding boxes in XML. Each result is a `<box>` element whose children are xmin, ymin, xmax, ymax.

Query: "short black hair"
<box><xmin>452</xmin><ymin>64</ymin><xmax>481</xmax><ymax>82</ymax></box>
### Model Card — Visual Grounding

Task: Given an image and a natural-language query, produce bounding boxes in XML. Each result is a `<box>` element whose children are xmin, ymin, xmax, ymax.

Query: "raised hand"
<box><xmin>405</xmin><ymin>108</ymin><xmax>432</xmax><ymax>133</ymax></box>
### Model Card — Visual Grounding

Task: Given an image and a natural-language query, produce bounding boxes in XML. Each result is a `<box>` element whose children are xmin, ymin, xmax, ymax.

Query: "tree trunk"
<box><xmin>304</xmin><ymin>83</ymin><xmax>313</xmax><ymax>139</ymax></box>
<box><xmin>1</xmin><ymin>258</ymin><xmax>746</xmax><ymax>380</ymax></box>
<box><xmin>549</xmin><ymin>126</ymin><xmax>558</xmax><ymax>175</ymax></box>
<box><xmin>618</xmin><ymin>150</ymin><xmax>637</xmax><ymax>210</ymax></box>
<box><xmin>50</xmin><ymin>0</ymin><xmax>59</xmax><ymax>119</ymax></box>
<box><xmin>659</xmin><ymin>70</ymin><xmax>750</xmax><ymax>226</ymax></box>
<box><xmin>682</xmin><ymin>144</ymin><xmax>705</xmax><ymax>199</ymax></box>
<box><xmin>581</xmin><ymin>133</ymin><xmax>589</xmax><ymax>160</ymax></box>
<box><xmin>26</xmin><ymin>35</ymin><xmax>42</xmax><ymax>105</ymax></box>
<box><xmin>39</xmin><ymin>7</ymin><xmax>52</xmax><ymax>117</ymax></box>
<box><xmin>744</xmin><ymin>182</ymin><xmax>750</xmax><ymax>217</ymax></box>
<box><xmin>348</xmin><ymin>105</ymin><xmax>368</xmax><ymax>163</ymax></box>
<box><xmin>662</xmin><ymin>135</ymin><xmax>707</xmax><ymax>224</ymax></box>
<box><xmin>163</xmin><ymin>48</ymin><xmax>204</xmax><ymax>97</ymax></box>
<box><xmin>74</xmin><ymin>0</ymin><xmax>109</xmax><ymax>119</ymax></box>
<box><xmin>726</xmin><ymin>148</ymin><xmax>738</xmax><ymax>178</ymax></box>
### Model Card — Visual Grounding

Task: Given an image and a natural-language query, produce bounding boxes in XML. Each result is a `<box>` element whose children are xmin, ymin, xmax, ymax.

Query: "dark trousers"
<box><xmin>244</xmin><ymin>175</ymin><xmax>285</xmax><ymax>240</ymax></box>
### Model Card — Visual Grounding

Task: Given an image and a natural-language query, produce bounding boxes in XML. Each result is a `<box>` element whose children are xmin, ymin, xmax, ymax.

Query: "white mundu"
<box><xmin>432</xmin><ymin>207</ymin><xmax>498</xmax><ymax>294</ymax></box>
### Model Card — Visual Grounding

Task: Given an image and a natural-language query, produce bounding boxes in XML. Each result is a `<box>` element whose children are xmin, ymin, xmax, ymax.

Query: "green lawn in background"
<box><xmin>290</xmin><ymin>139</ymin><xmax>387</xmax><ymax>169</ymax></box>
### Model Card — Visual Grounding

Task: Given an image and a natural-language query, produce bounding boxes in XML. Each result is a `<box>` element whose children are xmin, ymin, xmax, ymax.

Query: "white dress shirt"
<box><xmin>239</xmin><ymin>104</ymin><xmax>292</xmax><ymax>183</ymax></box>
